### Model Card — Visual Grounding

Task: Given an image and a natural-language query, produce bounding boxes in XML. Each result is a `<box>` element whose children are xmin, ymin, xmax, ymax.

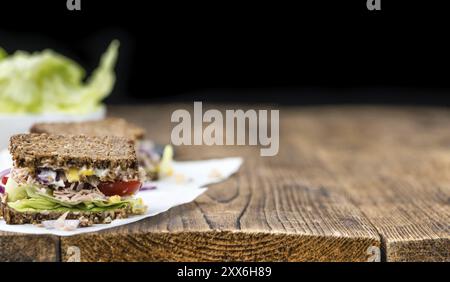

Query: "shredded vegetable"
<box><xmin>0</xmin><ymin>168</ymin><xmax>11</xmax><ymax>194</ymax></box>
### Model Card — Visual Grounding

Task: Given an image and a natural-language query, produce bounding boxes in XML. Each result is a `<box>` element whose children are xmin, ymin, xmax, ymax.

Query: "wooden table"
<box><xmin>0</xmin><ymin>105</ymin><xmax>449</xmax><ymax>262</ymax></box>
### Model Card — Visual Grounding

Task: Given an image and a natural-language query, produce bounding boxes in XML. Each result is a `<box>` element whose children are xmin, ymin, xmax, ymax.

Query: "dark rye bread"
<box><xmin>30</xmin><ymin>117</ymin><xmax>145</xmax><ymax>141</ymax></box>
<box><xmin>1</xmin><ymin>201</ymin><xmax>132</xmax><ymax>226</ymax></box>
<box><xmin>9</xmin><ymin>134</ymin><xmax>139</xmax><ymax>172</ymax></box>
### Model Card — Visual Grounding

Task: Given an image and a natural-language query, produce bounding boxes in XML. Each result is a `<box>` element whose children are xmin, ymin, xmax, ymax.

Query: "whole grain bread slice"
<box><xmin>9</xmin><ymin>134</ymin><xmax>139</xmax><ymax>173</ymax></box>
<box><xmin>1</xmin><ymin>201</ymin><xmax>132</xmax><ymax>227</ymax></box>
<box><xmin>30</xmin><ymin>117</ymin><xmax>145</xmax><ymax>141</ymax></box>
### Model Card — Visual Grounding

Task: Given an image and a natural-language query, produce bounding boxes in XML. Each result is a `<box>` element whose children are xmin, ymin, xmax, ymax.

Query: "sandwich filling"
<box><xmin>137</xmin><ymin>142</ymin><xmax>174</xmax><ymax>180</ymax></box>
<box><xmin>3</xmin><ymin>166</ymin><xmax>146</xmax><ymax>214</ymax></box>
<box><xmin>136</xmin><ymin>140</ymin><xmax>162</xmax><ymax>180</ymax></box>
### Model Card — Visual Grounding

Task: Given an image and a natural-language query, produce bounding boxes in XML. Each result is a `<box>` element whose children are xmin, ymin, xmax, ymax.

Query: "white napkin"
<box><xmin>0</xmin><ymin>149</ymin><xmax>242</xmax><ymax>236</ymax></box>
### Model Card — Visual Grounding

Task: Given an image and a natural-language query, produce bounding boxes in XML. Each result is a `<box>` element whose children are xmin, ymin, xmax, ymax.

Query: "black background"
<box><xmin>1</xmin><ymin>0</ymin><xmax>449</xmax><ymax>105</ymax></box>
<box><xmin>0</xmin><ymin>262</ymin><xmax>444</xmax><ymax>280</ymax></box>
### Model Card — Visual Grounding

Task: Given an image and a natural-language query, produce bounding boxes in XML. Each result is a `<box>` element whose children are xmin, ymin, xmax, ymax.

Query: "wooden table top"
<box><xmin>1</xmin><ymin>105</ymin><xmax>449</xmax><ymax>262</ymax></box>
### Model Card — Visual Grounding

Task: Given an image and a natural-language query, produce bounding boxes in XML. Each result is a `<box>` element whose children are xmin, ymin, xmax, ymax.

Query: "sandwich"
<box><xmin>1</xmin><ymin>134</ymin><xmax>147</xmax><ymax>226</ymax></box>
<box><xmin>30</xmin><ymin>118</ymin><xmax>169</xmax><ymax>181</ymax></box>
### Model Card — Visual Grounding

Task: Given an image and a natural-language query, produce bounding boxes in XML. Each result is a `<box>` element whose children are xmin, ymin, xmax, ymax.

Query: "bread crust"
<box><xmin>30</xmin><ymin>117</ymin><xmax>145</xmax><ymax>141</ymax></box>
<box><xmin>9</xmin><ymin>134</ymin><xmax>139</xmax><ymax>174</ymax></box>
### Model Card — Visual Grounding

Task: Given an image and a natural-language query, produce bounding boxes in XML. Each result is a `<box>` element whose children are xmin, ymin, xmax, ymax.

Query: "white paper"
<box><xmin>0</xmin><ymin>149</ymin><xmax>242</xmax><ymax>236</ymax></box>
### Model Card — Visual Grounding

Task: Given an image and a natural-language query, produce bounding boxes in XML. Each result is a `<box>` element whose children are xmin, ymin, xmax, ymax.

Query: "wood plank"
<box><xmin>112</xmin><ymin>104</ymin><xmax>447</xmax><ymax>261</ymax></box>
<box><xmin>4</xmin><ymin>104</ymin><xmax>449</xmax><ymax>261</ymax></box>
<box><xmin>60</xmin><ymin>105</ymin><xmax>380</xmax><ymax>261</ymax></box>
<box><xmin>61</xmin><ymin>165</ymin><xmax>380</xmax><ymax>261</ymax></box>
<box><xmin>281</xmin><ymin>106</ymin><xmax>450</xmax><ymax>261</ymax></box>
<box><xmin>0</xmin><ymin>232</ymin><xmax>59</xmax><ymax>261</ymax></box>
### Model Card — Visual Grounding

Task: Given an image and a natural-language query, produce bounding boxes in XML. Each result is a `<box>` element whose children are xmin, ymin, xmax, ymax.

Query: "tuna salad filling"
<box><xmin>3</xmin><ymin>167</ymin><xmax>146</xmax><ymax>214</ymax></box>
<box><xmin>11</xmin><ymin>166</ymin><xmax>138</xmax><ymax>187</ymax></box>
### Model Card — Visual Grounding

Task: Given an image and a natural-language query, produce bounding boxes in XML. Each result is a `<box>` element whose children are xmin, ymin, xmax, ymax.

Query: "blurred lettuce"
<box><xmin>0</xmin><ymin>48</ymin><xmax>6</xmax><ymax>61</ymax></box>
<box><xmin>158</xmin><ymin>145</ymin><xmax>174</xmax><ymax>178</ymax></box>
<box><xmin>0</xmin><ymin>40</ymin><xmax>119</xmax><ymax>114</ymax></box>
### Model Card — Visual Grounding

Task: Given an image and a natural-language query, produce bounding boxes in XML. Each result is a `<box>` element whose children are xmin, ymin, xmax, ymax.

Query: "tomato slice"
<box><xmin>98</xmin><ymin>181</ymin><xmax>142</xmax><ymax>196</ymax></box>
<box><xmin>1</xmin><ymin>176</ymin><xmax>8</xmax><ymax>185</ymax></box>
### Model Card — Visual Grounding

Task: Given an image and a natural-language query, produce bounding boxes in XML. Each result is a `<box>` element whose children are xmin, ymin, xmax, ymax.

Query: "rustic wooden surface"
<box><xmin>0</xmin><ymin>234</ymin><xmax>59</xmax><ymax>261</ymax></box>
<box><xmin>2</xmin><ymin>105</ymin><xmax>449</xmax><ymax>261</ymax></box>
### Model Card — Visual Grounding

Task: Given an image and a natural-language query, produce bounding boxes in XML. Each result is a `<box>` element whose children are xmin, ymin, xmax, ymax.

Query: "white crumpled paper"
<box><xmin>0</xmin><ymin>149</ymin><xmax>242</xmax><ymax>236</ymax></box>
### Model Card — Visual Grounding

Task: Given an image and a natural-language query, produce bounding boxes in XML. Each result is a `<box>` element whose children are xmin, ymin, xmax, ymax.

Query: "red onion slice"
<box><xmin>140</xmin><ymin>182</ymin><xmax>157</xmax><ymax>191</ymax></box>
<box><xmin>0</xmin><ymin>168</ymin><xmax>11</xmax><ymax>194</ymax></box>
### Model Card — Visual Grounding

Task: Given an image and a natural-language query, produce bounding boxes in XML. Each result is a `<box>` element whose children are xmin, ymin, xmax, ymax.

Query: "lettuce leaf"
<box><xmin>6</xmin><ymin>183</ymin><xmax>142</xmax><ymax>213</ymax></box>
<box><xmin>8</xmin><ymin>198</ymin><xmax>131</xmax><ymax>213</ymax></box>
<box><xmin>8</xmin><ymin>197</ymin><xmax>62</xmax><ymax>211</ymax></box>
<box><xmin>158</xmin><ymin>145</ymin><xmax>174</xmax><ymax>177</ymax></box>
<box><xmin>4</xmin><ymin>177</ymin><xmax>27</xmax><ymax>202</ymax></box>
<box><xmin>0</xmin><ymin>40</ymin><xmax>119</xmax><ymax>114</ymax></box>
<box><xmin>0</xmin><ymin>48</ymin><xmax>7</xmax><ymax>61</ymax></box>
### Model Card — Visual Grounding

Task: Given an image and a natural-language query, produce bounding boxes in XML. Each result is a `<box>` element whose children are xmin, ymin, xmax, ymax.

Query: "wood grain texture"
<box><xmin>61</xmin><ymin>166</ymin><xmax>380</xmax><ymax>261</ymax></box>
<box><xmin>280</xmin><ymin>106</ymin><xmax>450</xmax><ymax>261</ymax></box>
<box><xmin>3</xmin><ymin>105</ymin><xmax>449</xmax><ymax>261</ymax></box>
<box><xmin>0</xmin><ymin>232</ymin><xmax>59</xmax><ymax>261</ymax></box>
<box><xmin>60</xmin><ymin>105</ymin><xmax>450</xmax><ymax>262</ymax></box>
<box><xmin>60</xmin><ymin>105</ymin><xmax>382</xmax><ymax>262</ymax></box>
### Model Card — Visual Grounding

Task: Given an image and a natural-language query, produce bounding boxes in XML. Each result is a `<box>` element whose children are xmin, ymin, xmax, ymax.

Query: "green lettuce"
<box><xmin>0</xmin><ymin>48</ymin><xmax>6</xmax><ymax>61</ymax></box>
<box><xmin>0</xmin><ymin>40</ymin><xmax>119</xmax><ymax>114</ymax></box>
<box><xmin>6</xmin><ymin>181</ymin><xmax>144</xmax><ymax>213</ymax></box>
<box><xmin>4</xmin><ymin>177</ymin><xmax>27</xmax><ymax>202</ymax></box>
